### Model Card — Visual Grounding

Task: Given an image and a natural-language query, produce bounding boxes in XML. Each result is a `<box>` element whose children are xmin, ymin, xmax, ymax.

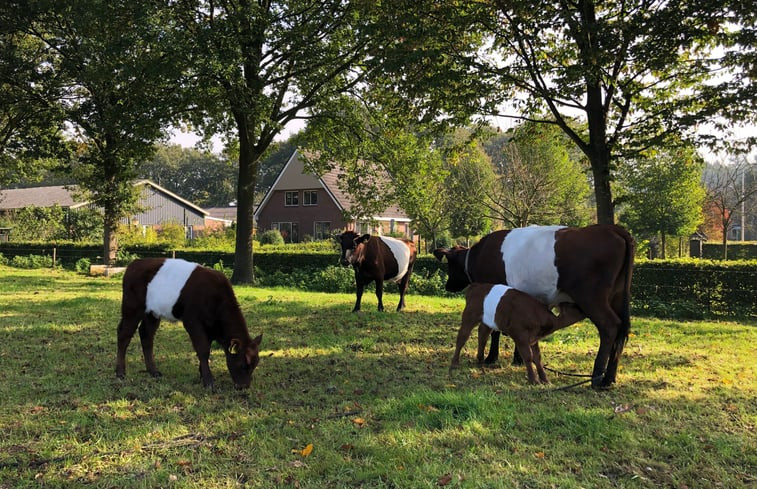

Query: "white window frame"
<box><xmin>285</xmin><ymin>191</ymin><xmax>299</xmax><ymax>206</ymax></box>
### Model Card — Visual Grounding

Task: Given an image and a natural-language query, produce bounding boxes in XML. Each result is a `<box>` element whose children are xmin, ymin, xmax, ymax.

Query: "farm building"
<box><xmin>0</xmin><ymin>180</ymin><xmax>230</xmax><ymax>239</ymax></box>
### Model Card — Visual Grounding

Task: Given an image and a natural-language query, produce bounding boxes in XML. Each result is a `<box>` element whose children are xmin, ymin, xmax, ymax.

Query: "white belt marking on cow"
<box><xmin>482</xmin><ymin>284</ymin><xmax>512</xmax><ymax>331</ymax></box>
<box><xmin>500</xmin><ymin>225</ymin><xmax>567</xmax><ymax>306</ymax></box>
<box><xmin>146</xmin><ymin>259</ymin><xmax>198</xmax><ymax>321</ymax></box>
<box><xmin>380</xmin><ymin>236</ymin><xmax>411</xmax><ymax>282</ymax></box>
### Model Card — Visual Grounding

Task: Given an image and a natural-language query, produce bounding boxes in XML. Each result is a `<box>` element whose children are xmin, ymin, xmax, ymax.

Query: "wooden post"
<box><xmin>52</xmin><ymin>247</ymin><xmax>56</xmax><ymax>268</ymax></box>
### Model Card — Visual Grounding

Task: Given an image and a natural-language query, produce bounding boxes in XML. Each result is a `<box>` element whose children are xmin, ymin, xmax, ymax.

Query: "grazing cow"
<box><xmin>116</xmin><ymin>258</ymin><xmax>262</xmax><ymax>390</ymax></box>
<box><xmin>452</xmin><ymin>283</ymin><xmax>586</xmax><ymax>384</ymax></box>
<box><xmin>337</xmin><ymin>231</ymin><xmax>417</xmax><ymax>312</ymax></box>
<box><xmin>434</xmin><ymin>224</ymin><xmax>634</xmax><ymax>389</ymax></box>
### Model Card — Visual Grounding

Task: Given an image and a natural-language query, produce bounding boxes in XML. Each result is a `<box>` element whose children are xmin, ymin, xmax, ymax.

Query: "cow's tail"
<box><xmin>613</xmin><ymin>228</ymin><xmax>635</xmax><ymax>362</ymax></box>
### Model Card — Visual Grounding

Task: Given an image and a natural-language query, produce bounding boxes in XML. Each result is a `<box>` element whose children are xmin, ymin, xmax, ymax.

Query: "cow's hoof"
<box><xmin>148</xmin><ymin>370</ymin><xmax>162</xmax><ymax>378</ymax></box>
<box><xmin>116</xmin><ymin>372</ymin><xmax>126</xmax><ymax>381</ymax></box>
<box><xmin>592</xmin><ymin>380</ymin><xmax>614</xmax><ymax>390</ymax></box>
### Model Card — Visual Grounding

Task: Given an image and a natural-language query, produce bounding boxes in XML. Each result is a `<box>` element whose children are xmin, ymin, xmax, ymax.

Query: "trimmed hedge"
<box><xmin>702</xmin><ymin>242</ymin><xmax>757</xmax><ymax>260</ymax></box>
<box><xmin>1</xmin><ymin>242</ymin><xmax>755</xmax><ymax>320</ymax></box>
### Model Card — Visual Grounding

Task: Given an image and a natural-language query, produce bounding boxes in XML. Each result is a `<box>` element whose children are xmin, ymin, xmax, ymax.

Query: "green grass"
<box><xmin>0</xmin><ymin>265</ymin><xmax>755</xmax><ymax>488</ymax></box>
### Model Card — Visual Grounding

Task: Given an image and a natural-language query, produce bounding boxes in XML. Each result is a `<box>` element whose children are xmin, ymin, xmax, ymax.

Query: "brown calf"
<box><xmin>451</xmin><ymin>283</ymin><xmax>585</xmax><ymax>384</ymax></box>
<box><xmin>116</xmin><ymin>258</ymin><xmax>262</xmax><ymax>390</ymax></box>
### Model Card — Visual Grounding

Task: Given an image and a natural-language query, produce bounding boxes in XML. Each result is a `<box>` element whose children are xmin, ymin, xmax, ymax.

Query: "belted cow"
<box><xmin>116</xmin><ymin>258</ymin><xmax>263</xmax><ymax>390</ymax></box>
<box><xmin>337</xmin><ymin>231</ymin><xmax>417</xmax><ymax>312</ymax></box>
<box><xmin>434</xmin><ymin>224</ymin><xmax>634</xmax><ymax>389</ymax></box>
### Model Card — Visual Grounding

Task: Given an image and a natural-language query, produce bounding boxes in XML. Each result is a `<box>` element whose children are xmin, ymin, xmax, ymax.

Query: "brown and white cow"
<box><xmin>337</xmin><ymin>231</ymin><xmax>417</xmax><ymax>312</ymax></box>
<box><xmin>452</xmin><ymin>283</ymin><xmax>586</xmax><ymax>384</ymax></box>
<box><xmin>116</xmin><ymin>258</ymin><xmax>262</xmax><ymax>390</ymax></box>
<box><xmin>434</xmin><ymin>224</ymin><xmax>634</xmax><ymax>389</ymax></box>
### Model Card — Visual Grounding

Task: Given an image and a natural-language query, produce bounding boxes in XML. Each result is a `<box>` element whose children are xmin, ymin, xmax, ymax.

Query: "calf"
<box><xmin>337</xmin><ymin>231</ymin><xmax>417</xmax><ymax>312</ymax></box>
<box><xmin>451</xmin><ymin>283</ymin><xmax>586</xmax><ymax>384</ymax></box>
<box><xmin>116</xmin><ymin>258</ymin><xmax>262</xmax><ymax>390</ymax></box>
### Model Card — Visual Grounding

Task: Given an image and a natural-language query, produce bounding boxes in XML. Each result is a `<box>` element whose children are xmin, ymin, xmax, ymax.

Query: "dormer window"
<box><xmin>303</xmin><ymin>190</ymin><xmax>318</xmax><ymax>206</ymax></box>
<box><xmin>285</xmin><ymin>191</ymin><xmax>298</xmax><ymax>206</ymax></box>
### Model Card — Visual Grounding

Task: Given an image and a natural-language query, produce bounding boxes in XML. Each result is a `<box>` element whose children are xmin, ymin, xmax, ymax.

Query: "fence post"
<box><xmin>52</xmin><ymin>247</ymin><xmax>56</xmax><ymax>268</ymax></box>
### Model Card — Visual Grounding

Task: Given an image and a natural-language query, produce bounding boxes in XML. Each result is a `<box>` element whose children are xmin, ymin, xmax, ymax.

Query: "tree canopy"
<box><xmin>368</xmin><ymin>0</ymin><xmax>756</xmax><ymax>224</ymax></box>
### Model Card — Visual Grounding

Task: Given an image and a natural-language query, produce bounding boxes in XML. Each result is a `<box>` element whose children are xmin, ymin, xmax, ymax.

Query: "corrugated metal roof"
<box><xmin>0</xmin><ymin>185</ymin><xmax>83</xmax><ymax>209</ymax></box>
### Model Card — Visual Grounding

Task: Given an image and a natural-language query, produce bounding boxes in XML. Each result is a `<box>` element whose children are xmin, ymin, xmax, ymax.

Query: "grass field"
<box><xmin>0</xmin><ymin>265</ymin><xmax>755</xmax><ymax>488</ymax></box>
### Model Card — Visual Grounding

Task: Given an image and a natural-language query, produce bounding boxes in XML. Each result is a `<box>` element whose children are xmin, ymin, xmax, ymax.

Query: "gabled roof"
<box><xmin>0</xmin><ymin>180</ymin><xmax>209</xmax><ymax>216</ymax></box>
<box><xmin>254</xmin><ymin>150</ymin><xmax>409</xmax><ymax>221</ymax></box>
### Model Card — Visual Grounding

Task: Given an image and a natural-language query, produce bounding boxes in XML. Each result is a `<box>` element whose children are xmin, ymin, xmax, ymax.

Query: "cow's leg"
<box><xmin>396</xmin><ymin>270</ymin><xmax>412</xmax><ymax>311</ymax></box>
<box><xmin>352</xmin><ymin>279</ymin><xmax>364</xmax><ymax>313</ymax></box>
<box><xmin>375</xmin><ymin>279</ymin><xmax>385</xmax><ymax>312</ymax></box>
<box><xmin>532</xmin><ymin>342</ymin><xmax>549</xmax><ymax>383</ymax></box>
<box><xmin>138</xmin><ymin>313</ymin><xmax>162</xmax><ymax>378</ymax></box>
<box><xmin>183</xmin><ymin>319</ymin><xmax>215</xmax><ymax>390</ymax></box>
<box><xmin>116</xmin><ymin>311</ymin><xmax>141</xmax><ymax>379</ymax></box>
<box><xmin>450</xmin><ymin>306</ymin><xmax>479</xmax><ymax>369</ymax></box>
<box><xmin>484</xmin><ymin>331</ymin><xmax>500</xmax><ymax>365</ymax></box>
<box><xmin>515</xmin><ymin>340</ymin><xmax>538</xmax><ymax>384</ymax></box>
<box><xmin>476</xmin><ymin>325</ymin><xmax>492</xmax><ymax>366</ymax></box>
<box><xmin>583</xmin><ymin>305</ymin><xmax>622</xmax><ymax>389</ymax></box>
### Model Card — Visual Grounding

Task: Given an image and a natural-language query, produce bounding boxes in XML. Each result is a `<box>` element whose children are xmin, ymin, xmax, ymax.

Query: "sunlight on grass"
<box><xmin>1</xmin><ymin>266</ymin><xmax>755</xmax><ymax>488</ymax></box>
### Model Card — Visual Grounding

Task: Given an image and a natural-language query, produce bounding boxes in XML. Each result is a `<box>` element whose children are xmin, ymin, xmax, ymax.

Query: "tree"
<box><xmin>0</xmin><ymin>8</ymin><xmax>68</xmax><ymax>186</ymax></box>
<box><xmin>617</xmin><ymin>143</ymin><xmax>706</xmax><ymax>258</ymax></box>
<box><xmin>445</xmin><ymin>136</ymin><xmax>494</xmax><ymax>241</ymax></box>
<box><xmin>482</xmin><ymin>122</ymin><xmax>592</xmax><ymax>227</ymax></box>
<box><xmin>703</xmin><ymin>157</ymin><xmax>757</xmax><ymax>259</ymax></box>
<box><xmin>370</xmin><ymin>0</ymin><xmax>756</xmax><ymax>225</ymax></box>
<box><xmin>13</xmin><ymin>0</ymin><xmax>186</xmax><ymax>264</ymax></box>
<box><xmin>171</xmin><ymin>1</ymin><xmax>377</xmax><ymax>284</ymax></box>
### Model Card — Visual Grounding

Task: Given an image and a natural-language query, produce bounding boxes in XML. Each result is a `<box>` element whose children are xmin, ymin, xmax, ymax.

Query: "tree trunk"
<box><xmin>231</xmin><ymin>118</ymin><xmax>263</xmax><ymax>285</ymax></box>
<box><xmin>661</xmin><ymin>232</ymin><xmax>667</xmax><ymax>259</ymax></box>
<box><xmin>722</xmin><ymin>229</ymin><xmax>728</xmax><ymax>260</ymax></box>
<box><xmin>103</xmin><ymin>211</ymin><xmax>118</xmax><ymax>265</ymax></box>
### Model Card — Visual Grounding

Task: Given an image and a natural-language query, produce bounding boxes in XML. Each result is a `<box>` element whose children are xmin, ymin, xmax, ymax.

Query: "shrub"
<box><xmin>10</xmin><ymin>254</ymin><xmax>53</xmax><ymax>269</ymax></box>
<box><xmin>259</xmin><ymin>229</ymin><xmax>285</xmax><ymax>246</ymax></box>
<box><xmin>75</xmin><ymin>257</ymin><xmax>91</xmax><ymax>274</ymax></box>
<box><xmin>0</xmin><ymin>253</ymin><xmax>7</xmax><ymax>266</ymax></box>
<box><xmin>156</xmin><ymin>221</ymin><xmax>187</xmax><ymax>248</ymax></box>
<box><xmin>115</xmin><ymin>249</ymin><xmax>139</xmax><ymax>266</ymax></box>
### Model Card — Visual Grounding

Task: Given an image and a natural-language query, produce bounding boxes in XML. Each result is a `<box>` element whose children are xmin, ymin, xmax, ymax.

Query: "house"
<box><xmin>0</xmin><ymin>180</ymin><xmax>228</xmax><ymax>237</ymax></box>
<box><xmin>254</xmin><ymin>150</ymin><xmax>412</xmax><ymax>242</ymax></box>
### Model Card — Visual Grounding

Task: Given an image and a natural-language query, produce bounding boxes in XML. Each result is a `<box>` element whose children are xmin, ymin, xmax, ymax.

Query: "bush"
<box><xmin>115</xmin><ymin>249</ymin><xmax>139</xmax><ymax>266</ymax></box>
<box><xmin>75</xmin><ymin>257</ymin><xmax>91</xmax><ymax>274</ymax></box>
<box><xmin>10</xmin><ymin>254</ymin><xmax>53</xmax><ymax>269</ymax></box>
<box><xmin>0</xmin><ymin>253</ymin><xmax>7</xmax><ymax>266</ymax></box>
<box><xmin>259</xmin><ymin>229</ymin><xmax>285</xmax><ymax>246</ymax></box>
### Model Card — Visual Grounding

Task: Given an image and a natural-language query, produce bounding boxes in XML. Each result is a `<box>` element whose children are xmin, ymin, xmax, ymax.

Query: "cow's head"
<box><xmin>337</xmin><ymin>231</ymin><xmax>370</xmax><ymax>266</ymax></box>
<box><xmin>433</xmin><ymin>246</ymin><xmax>471</xmax><ymax>292</ymax></box>
<box><xmin>225</xmin><ymin>334</ymin><xmax>263</xmax><ymax>389</ymax></box>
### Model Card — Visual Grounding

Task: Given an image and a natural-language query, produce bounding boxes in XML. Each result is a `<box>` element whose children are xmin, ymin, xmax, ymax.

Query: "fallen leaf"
<box><xmin>418</xmin><ymin>404</ymin><xmax>439</xmax><ymax>413</ymax></box>
<box><xmin>614</xmin><ymin>403</ymin><xmax>632</xmax><ymax>414</ymax></box>
<box><xmin>340</xmin><ymin>444</ymin><xmax>354</xmax><ymax>451</ymax></box>
<box><xmin>300</xmin><ymin>444</ymin><xmax>313</xmax><ymax>457</ymax></box>
<box><xmin>288</xmin><ymin>460</ymin><xmax>307</xmax><ymax>468</ymax></box>
<box><xmin>352</xmin><ymin>417</ymin><xmax>365</xmax><ymax>426</ymax></box>
<box><xmin>534</xmin><ymin>451</ymin><xmax>545</xmax><ymax>459</ymax></box>
<box><xmin>438</xmin><ymin>474</ymin><xmax>452</xmax><ymax>486</ymax></box>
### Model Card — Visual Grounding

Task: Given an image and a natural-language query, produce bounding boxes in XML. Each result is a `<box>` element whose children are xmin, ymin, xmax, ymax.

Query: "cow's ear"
<box><xmin>355</xmin><ymin>234</ymin><xmax>371</xmax><ymax>245</ymax></box>
<box><xmin>251</xmin><ymin>334</ymin><xmax>263</xmax><ymax>347</ymax></box>
<box><xmin>433</xmin><ymin>248</ymin><xmax>449</xmax><ymax>262</ymax></box>
<box><xmin>229</xmin><ymin>338</ymin><xmax>242</xmax><ymax>355</ymax></box>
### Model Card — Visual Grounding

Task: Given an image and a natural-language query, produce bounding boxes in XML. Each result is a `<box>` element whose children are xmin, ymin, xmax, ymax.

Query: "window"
<box><xmin>272</xmin><ymin>222</ymin><xmax>299</xmax><ymax>243</ymax></box>
<box><xmin>303</xmin><ymin>190</ymin><xmax>318</xmax><ymax>206</ymax></box>
<box><xmin>314</xmin><ymin>221</ymin><xmax>331</xmax><ymax>240</ymax></box>
<box><xmin>285</xmin><ymin>191</ymin><xmax>298</xmax><ymax>206</ymax></box>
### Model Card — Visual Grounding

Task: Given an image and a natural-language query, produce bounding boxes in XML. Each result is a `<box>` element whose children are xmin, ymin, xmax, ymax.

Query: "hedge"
<box><xmin>702</xmin><ymin>242</ymin><xmax>757</xmax><ymax>260</ymax></box>
<box><xmin>1</xmin><ymin>242</ymin><xmax>755</xmax><ymax>321</ymax></box>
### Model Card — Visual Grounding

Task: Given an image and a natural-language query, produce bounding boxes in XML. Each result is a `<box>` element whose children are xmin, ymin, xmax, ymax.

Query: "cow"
<box><xmin>434</xmin><ymin>224</ymin><xmax>634</xmax><ymax>389</ymax></box>
<box><xmin>337</xmin><ymin>231</ymin><xmax>417</xmax><ymax>312</ymax></box>
<box><xmin>452</xmin><ymin>283</ymin><xmax>586</xmax><ymax>384</ymax></box>
<box><xmin>116</xmin><ymin>258</ymin><xmax>263</xmax><ymax>390</ymax></box>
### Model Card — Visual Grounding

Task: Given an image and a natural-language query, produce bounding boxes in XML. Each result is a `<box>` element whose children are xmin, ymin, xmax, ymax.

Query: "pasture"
<box><xmin>0</xmin><ymin>265</ymin><xmax>754</xmax><ymax>488</ymax></box>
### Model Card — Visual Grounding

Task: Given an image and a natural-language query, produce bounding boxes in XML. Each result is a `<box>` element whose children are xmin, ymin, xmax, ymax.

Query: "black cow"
<box><xmin>434</xmin><ymin>224</ymin><xmax>634</xmax><ymax>389</ymax></box>
<box><xmin>337</xmin><ymin>231</ymin><xmax>417</xmax><ymax>312</ymax></box>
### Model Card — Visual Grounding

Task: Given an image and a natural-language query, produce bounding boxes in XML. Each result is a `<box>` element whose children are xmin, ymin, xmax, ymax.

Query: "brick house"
<box><xmin>254</xmin><ymin>150</ymin><xmax>412</xmax><ymax>242</ymax></box>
